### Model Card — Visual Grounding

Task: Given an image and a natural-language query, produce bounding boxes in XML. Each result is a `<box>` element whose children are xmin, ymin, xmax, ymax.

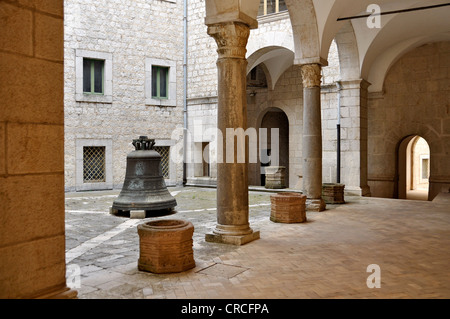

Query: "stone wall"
<box><xmin>64</xmin><ymin>0</ymin><xmax>185</xmax><ymax>191</ymax></box>
<box><xmin>187</xmin><ymin>0</ymin><xmax>218</xmax><ymax>99</ymax></box>
<box><xmin>0</xmin><ymin>0</ymin><xmax>74</xmax><ymax>298</ymax></box>
<box><xmin>368</xmin><ymin>42</ymin><xmax>450</xmax><ymax>200</ymax></box>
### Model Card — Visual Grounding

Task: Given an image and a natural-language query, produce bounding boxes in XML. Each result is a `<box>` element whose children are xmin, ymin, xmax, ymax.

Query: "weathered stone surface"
<box><xmin>270</xmin><ymin>192</ymin><xmax>307</xmax><ymax>223</ymax></box>
<box><xmin>0</xmin><ymin>0</ymin><xmax>75</xmax><ymax>299</ymax></box>
<box><xmin>322</xmin><ymin>183</ymin><xmax>345</xmax><ymax>204</ymax></box>
<box><xmin>265</xmin><ymin>166</ymin><xmax>286</xmax><ymax>189</ymax></box>
<box><xmin>306</xmin><ymin>198</ymin><xmax>326</xmax><ymax>212</ymax></box>
<box><xmin>138</xmin><ymin>219</ymin><xmax>195</xmax><ymax>274</ymax></box>
<box><xmin>205</xmin><ymin>20</ymin><xmax>259</xmax><ymax>245</ymax></box>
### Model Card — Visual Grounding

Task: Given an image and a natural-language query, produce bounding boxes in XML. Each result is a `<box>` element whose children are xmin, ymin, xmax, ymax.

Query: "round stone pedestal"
<box><xmin>322</xmin><ymin>183</ymin><xmax>345</xmax><ymax>204</ymax></box>
<box><xmin>270</xmin><ymin>192</ymin><xmax>307</xmax><ymax>223</ymax></box>
<box><xmin>137</xmin><ymin>219</ymin><xmax>195</xmax><ymax>274</ymax></box>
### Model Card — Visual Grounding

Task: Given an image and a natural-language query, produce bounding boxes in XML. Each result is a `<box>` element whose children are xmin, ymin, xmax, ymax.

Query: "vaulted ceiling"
<box><xmin>289</xmin><ymin>0</ymin><xmax>450</xmax><ymax>91</ymax></box>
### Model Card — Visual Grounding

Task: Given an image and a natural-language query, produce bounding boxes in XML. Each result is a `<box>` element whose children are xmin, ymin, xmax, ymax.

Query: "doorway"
<box><xmin>398</xmin><ymin>135</ymin><xmax>430</xmax><ymax>200</ymax></box>
<box><xmin>259</xmin><ymin>108</ymin><xmax>289</xmax><ymax>187</ymax></box>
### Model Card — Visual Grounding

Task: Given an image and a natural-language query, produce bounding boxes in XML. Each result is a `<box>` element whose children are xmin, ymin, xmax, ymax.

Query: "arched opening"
<box><xmin>398</xmin><ymin>135</ymin><xmax>430</xmax><ymax>201</ymax></box>
<box><xmin>259</xmin><ymin>108</ymin><xmax>290</xmax><ymax>187</ymax></box>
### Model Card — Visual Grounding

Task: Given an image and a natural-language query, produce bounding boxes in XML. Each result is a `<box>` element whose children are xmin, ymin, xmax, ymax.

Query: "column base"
<box><xmin>344</xmin><ymin>185</ymin><xmax>371</xmax><ymax>197</ymax></box>
<box><xmin>306</xmin><ymin>198</ymin><xmax>326</xmax><ymax>212</ymax></box>
<box><xmin>205</xmin><ymin>230</ymin><xmax>260</xmax><ymax>246</ymax></box>
<box><xmin>34</xmin><ymin>286</ymin><xmax>78</xmax><ymax>299</ymax></box>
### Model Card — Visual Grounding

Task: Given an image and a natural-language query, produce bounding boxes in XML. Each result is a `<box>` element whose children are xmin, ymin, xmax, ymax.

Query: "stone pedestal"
<box><xmin>138</xmin><ymin>219</ymin><xmax>195</xmax><ymax>274</ymax></box>
<box><xmin>205</xmin><ymin>21</ymin><xmax>259</xmax><ymax>245</ymax></box>
<box><xmin>322</xmin><ymin>183</ymin><xmax>345</xmax><ymax>204</ymax></box>
<box><xmin>265</xmin><ymin>166</ymin><xmax>286</xmax><ymax>189</ymax></box>
<box><xmin>270</xmin><ymin>192</ymin><xmax>307</xmax><ymax>223</ymax></box>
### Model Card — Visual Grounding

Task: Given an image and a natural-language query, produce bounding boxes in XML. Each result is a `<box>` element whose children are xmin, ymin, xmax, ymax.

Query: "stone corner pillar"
<box><xmin>338</xmin><ymin>79</ymin><xmax>371</xmax><ymax>197</ymax></box>
<box><xmin>300</xmin><ymin>63</ymin><xmax>326</xmax><ymax>212</ymax></box>
<box><xmin>204</xmin><ymin>21</ymin><xmax>260</xmax><ymax>245</ymax></box>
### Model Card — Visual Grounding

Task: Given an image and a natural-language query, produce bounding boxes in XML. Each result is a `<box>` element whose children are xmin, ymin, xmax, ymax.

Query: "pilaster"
<box><xmin>337</xmin><ymin>79</ymin><xmax>371</xmax><ymax>196</ymax></box>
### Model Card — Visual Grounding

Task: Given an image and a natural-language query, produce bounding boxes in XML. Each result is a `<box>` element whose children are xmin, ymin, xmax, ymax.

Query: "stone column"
<box><xmin>301</xmin><ymin>64</ymin><xmax>326</xmax><ymax>211</ymax></box>
<box><xmin>205</xmin><ymin>22</ymin><xmax>260</xmax><ymax>245</ymax></box>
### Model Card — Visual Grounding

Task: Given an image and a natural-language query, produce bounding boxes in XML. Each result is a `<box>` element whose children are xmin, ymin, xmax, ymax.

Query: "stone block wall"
<box><xmin>64</xmin><ymin>0</ymin><xmax>185</xmax><ymax>191</ymax></box>
<box><xmin>368</xmin><ymin>42</ymin><xmax>450</xmax><ymax>200</ymax></box>
<box><xmin>0</xmin><ymin>0</ymin><xmax>74</xmax><ymax>298</ymax></box>
<box><xmin>187</xmin><ymin>0</ymin><xmax>218</xmax><ymax>99</ymax></box>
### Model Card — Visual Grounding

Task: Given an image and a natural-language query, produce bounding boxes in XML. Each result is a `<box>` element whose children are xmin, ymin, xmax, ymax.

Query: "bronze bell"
<box><xmin>111</xmin><ymin>136</ymin><xmax>177</xmax><ymax>217</ymax></box>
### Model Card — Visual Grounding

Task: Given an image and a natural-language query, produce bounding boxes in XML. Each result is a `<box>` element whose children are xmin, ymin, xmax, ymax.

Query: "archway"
<box><xmin>258</xmin><ymin>108</ymin><xmax>290</xmax><ymax>187</ymax></box>
<box><xmin>397</xmin><ymin>135</ymin><xmax>430</xmax><ymax>201</ymax></box>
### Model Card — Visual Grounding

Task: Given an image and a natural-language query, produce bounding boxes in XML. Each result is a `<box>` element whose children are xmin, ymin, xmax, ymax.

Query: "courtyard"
<box><xmin>65</xmin><ymin>187</ymin><xmax>450</xmax><ymax>299</ymax></box>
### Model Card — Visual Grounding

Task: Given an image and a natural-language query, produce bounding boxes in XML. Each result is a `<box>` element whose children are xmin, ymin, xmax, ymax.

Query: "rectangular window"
<box><xmin>83</xmin><ymin>58</ymin><xmax>104</xmax><ymax>94</ymax></box>
<box><xmin>152</xmin><ymin>66</ymin><xmax>169</xmax><ymax>99</ymax></box>
<box><xmin>154</xmin><ymin>146</ymin><xmax>170</xmax><ymax>178</ymax></box>
<box><xmin>421</xmin><ymin>158</ymin><xmax>429</xmax><ymax>180</ymax></box>
<box><xmin>83</xmin><ymin>146</ymin><xmax>106</xmax><ymax>183</ymax></box>
<box><xmin>258</xmin><ymin>0</ymin><xmax>287</xmax><ymax>16</ymax></box>
<box><xmin>202</xmin><ymin>142</ymin><xmax>210</xmax><ymax>177</ymax></box>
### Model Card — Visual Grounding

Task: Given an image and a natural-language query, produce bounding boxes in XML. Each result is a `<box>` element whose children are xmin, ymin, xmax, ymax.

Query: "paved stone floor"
<box><xmin>65</xmin><ymin>186</ymin><xmax>450</xmax><ymax>299</ymax></box>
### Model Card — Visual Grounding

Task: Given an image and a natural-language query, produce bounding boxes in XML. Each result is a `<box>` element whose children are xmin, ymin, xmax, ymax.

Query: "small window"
<box><xmin>202</xmin><ymin>142</ymin><xmax>210</xmax><ymax>177</ymax></box>
<box><xmin>258</xmin><ymin>0</ymin><xmax>287</xmax><ymax>16</ymax></box>
<box><xmin>152</xmin><ymin>66</ymin><xmax>169</xmax><ymax>99</ymax></box>
<box><xmin>154</xmin><ymin>146</ymin><xmax>170</xmax><ymax>178</ymax></box>
<box><xmin>421</xmin><ymin>157</ymin><xmax>429</xmax><ymax>180</ymax></box>
<box><xmin>83</xmin><ymin>146</ymin><xmax>106</xmax><ymax>183</ymax></box>
<box><xmin>83</xmin><ymin>58</ymin><xmax>104</xmax><ymax>94</ymax></box>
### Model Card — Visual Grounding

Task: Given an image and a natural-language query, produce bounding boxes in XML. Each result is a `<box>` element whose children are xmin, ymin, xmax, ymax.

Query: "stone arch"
<box><xmin>285</xmin><ymin>0</ymin><xmax>323</xmax><ymax>65</ymax></box>
<box><xmin>246</xmin><ymin>29</ymin><xmax>295</xmax><ymax>62</ymax></box>
<box><xmin>367</xmin><ymin>34</ymin><xmax>450</xmax><ymax>93</ymax></box>
<box><xmin>247</xmin><ymin>46</ymin><xmax>295</xmax><ymax>90</ymax></box>
<box><xmin>396</xmin><ymin>135</ymin><xmax>430</xmax><ymax>200</ymax></box>
<box><xmin>334</xmin><ymin>21</ymin><xmax>361</xmax><ymax>81</ymax></box>
<box><xmin>384</xmin><ymin>124</ymin><xmax>443</xmax><ymax>201</ymax></box>
<box><xmin>256</xmin><ymin>107</ymin><xmax>290</xmax><ymax>188</ymax></box>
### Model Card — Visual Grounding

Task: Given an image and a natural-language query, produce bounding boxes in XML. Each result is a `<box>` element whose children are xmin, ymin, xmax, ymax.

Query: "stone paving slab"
<box><xmin>65</xmin><ymin>187</ymin><xmax>450</xmax><ymax>299</ymax></box>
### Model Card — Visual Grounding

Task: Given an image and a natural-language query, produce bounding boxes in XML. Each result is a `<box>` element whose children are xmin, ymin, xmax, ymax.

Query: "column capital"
<box><xmin>300</xmin><ymin>63</ymin><xmax>322</xmax><ymax>88</ymax></box>
<box><xmin>207</xmin><ymin>22</ymin><xmax>250</xmax><ymax>59</ymax></box>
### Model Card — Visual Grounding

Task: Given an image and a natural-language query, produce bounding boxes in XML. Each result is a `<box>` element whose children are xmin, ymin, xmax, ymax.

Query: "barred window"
<box><xmin>154</xmin><ymin>146</ymin><xmax>170</xmax><ymax>178</ymax></box>
<box><xmin>83</xmin><ymin>146</ymin><xmax>106</xmax><ymax>183</ymax></box>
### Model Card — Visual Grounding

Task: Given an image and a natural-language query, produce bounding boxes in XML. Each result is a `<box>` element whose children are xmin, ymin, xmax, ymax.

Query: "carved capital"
<box><xmin>301</xmin><ymin>64</ymin><xmax>322</xmax><ymax>88</ymax></box>
<box><xmin>207</xmin><ymin>22</ymin><xmax>250</xmax><ymax>59</ymax></box>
